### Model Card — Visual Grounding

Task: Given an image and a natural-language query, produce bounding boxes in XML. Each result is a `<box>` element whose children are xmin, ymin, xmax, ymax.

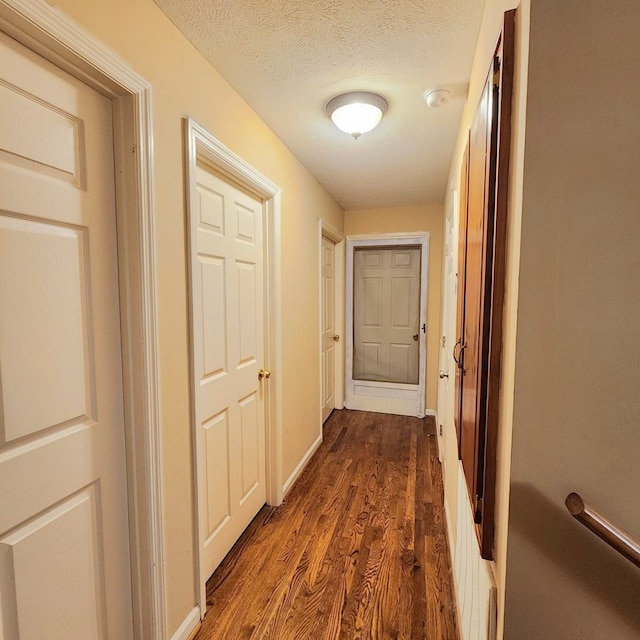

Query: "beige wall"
<box><xmin>504</xmin><ymin>0</ymin><xmax>640</xmax><ymax>637</ymax></box>
<box><xmin>47</xmin><ymin>0</ymin><xmax>343</xmax><ymax>633</ymax></box>
<box><xmin>440</xmin><ymin>0</ymin><xmax>530</xmax><ymax>637</ymax></box>
<box><xmin>344</xmin><ymin>205</ymin><xmax>443</xmax><ymax>411</ymax></box>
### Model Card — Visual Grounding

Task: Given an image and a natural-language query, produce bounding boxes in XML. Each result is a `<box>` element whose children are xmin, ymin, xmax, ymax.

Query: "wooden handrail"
<box><xmin>565</xmin><ymin>492</ymin><xmax>640</xmax><ymax>569</ymax></box>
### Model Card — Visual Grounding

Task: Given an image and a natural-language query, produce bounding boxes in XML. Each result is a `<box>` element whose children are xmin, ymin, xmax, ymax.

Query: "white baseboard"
<box><xmin>444</xmin><ymin>498</ymin><xmax>463</xmax><ymax>636</ymax></box>
<box><xmin>282</xmin><ymin>433</ymin><xmax>323</xmax><ymax>497</ymax></box>
<box><xmin>443</xmin><ymin>493</ymin><xmax>455</xmax><ymax>565</ymax></box>
<box><xmin>169</xmin><ymin>606</ymin><xmax>201</xmax><ymax>640</ymax></box>
<box><xmin>425</xmin><ymin>408</ymin><xmax>437</xmax><ymax>417</ymax></box>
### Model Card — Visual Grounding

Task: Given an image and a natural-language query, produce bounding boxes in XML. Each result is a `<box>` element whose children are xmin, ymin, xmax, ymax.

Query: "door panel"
<box><xmin>0</xmin><ymin>32</ymin><xmax>132</xmax><ymax>637</ymax></box>
<box><xmin>203</xmin><ymin>411</ymin><xmax>230</xmax><ymax>536</ymax></box>
<box><xmin>0</xmin><ymin>487</ymin><xmax>106</xmax><ymax>640</ymax></box>
<box><xmin>0</xmin><ymin>217</ymin><xmax>92</xmax><ymax>441</ymax></box>
<box><xmin>354</xmin><ymin>247</ymin><xmax>420</xmax><ymax>384</ymax></box>
<box><xmin>460</xmin><ymin>79</ymin><xmax>493</xmax><ymax>502</ymax></box>
<box><xmin>192</xmin><ymin>164</ymin><xmax>266</xmax><ymax>580</ymax></box>
<box><xmin>321</xmin><ymin>236</ymin><xmax>336</xmax><ymax>422</ymax></box>
<box><xmin>239</xmin><ymin>392</ymin><xmax>259</xmax><ymax>498</ymax></box>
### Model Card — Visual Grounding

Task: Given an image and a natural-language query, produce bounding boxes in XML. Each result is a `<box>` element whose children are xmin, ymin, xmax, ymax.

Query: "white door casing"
<box><xmin>346</xmin><ymin>234</ymin><xmax>429</xmax><ymax>418</ymax></box>
<box><xmin>184</xmin><ymin>118</ymin><xmax>283</xmax><ymax>614</ymax></box>
<box><xmin>0</xmin><ymin>31</ymin><xmax>132</xmax><ymax>638</ymax></box>
<box><xmin>190</xmin><ymin>163</ymin><xmax>267</xmax><ymax>583</ymax></box>
<box><xmin>437</xmin><ymin>191</ymin><xmax>458</xmax><ymax>464</ymax></box>
<box><xmin>321</xmin><ymin>236</ymin><xmax>337</xmax><ymax>422</ymax></box>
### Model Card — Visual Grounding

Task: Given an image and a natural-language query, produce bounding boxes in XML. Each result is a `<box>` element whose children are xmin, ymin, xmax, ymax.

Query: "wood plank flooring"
<box><xmin>194</xmin><ymin>409</ymin><xmax>459</xmax><ymax>640</ymax></box>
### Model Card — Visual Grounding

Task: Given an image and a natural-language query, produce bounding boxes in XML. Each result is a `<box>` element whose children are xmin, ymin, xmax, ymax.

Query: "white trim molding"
<box><xmin>283</xmin><ymin>434</ymin><xmax>323</xmax><ymax>497</ymax></box>
<box><xmin>183</xmin><ymin>117</ymin><xmax>283</xmax><ymax>615</ymax></box>
<box><xmin>321</xmin><ymin>219</ymin><xmax>345</xmax><ymax>244</ymax></box>
<box><xmin>169</xmin><ymin>606</ymin><xmax>201</xmax><ymax>640</ymax></box>
<box><xmin>0</xmin><ymin>1</ymin><xmax>165</xmax><ymax>638</ymax></box>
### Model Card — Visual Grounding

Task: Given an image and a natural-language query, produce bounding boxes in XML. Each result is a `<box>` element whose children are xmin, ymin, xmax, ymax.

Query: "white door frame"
<box><xmin>319</xmin><ymin>219</ymin><xmax>346</xmax><ymax>427</ymax></box>
<box><xmin>0</xmin><ymin>0</ymin><xmax>164</xmax><ymax>638</ymax></box>
<box><xmin>184</xmin><ymin>117</ymin><xmax>283</xmax><ymax>614</ymax></box>
<box><xmin>346</xmin><ymin>233</ymin><xmax>429</xmax><ymax>418</ymax></box>
<box><xmin>437</xmin><ymin>191</ymin><xmax>458</xmax><ymax>465</ymax></box>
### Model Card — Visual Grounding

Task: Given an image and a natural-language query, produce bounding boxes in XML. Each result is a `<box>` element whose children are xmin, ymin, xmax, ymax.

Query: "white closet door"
<box><xmin>191</xmin><ymin>164</ymin><xmax>267</xmax><ymax>583</ymax></box>
<box><xmin>321</xmin><ymin>236</ymin><xmax>337</xmax><ymax>422</ymax></box>
<box><xmin>0</xmin><ymin>32</ymin><xmax>133</xmax><ymax>638</ymax></box>
<box><xmin>354</xmin><ymin>247</ymin><xmax>421</xmax><ymax>384</ymax></box>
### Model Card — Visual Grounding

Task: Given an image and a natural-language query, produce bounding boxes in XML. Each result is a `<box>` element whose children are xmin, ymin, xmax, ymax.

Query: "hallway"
<box><xmin>194</xmin><ymin>410</ymin><xmax>458</xmax><ymax>640</ymax></box>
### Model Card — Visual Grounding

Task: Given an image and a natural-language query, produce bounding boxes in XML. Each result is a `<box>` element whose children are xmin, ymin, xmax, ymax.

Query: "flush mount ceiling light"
<box><xmin>326</xmin><ymin>92</ymin><xmax>388</xmax><ymax>140</ymax></box>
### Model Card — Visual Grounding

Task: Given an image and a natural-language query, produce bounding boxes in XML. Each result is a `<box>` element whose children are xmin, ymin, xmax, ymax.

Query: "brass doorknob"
<box><xmin>258</xmin><ymin>369</ymin><xmax>271</xmax><ymax>380</ymax></box>
<box><xmin>413</xmin><ymin>334</ymin><xmax>419</xmax><ymax>341</ymax></box>
<box><xmin>332</xmin><ymin>334</ymin><xmax>340</xmax><ymax>342</ymax></box>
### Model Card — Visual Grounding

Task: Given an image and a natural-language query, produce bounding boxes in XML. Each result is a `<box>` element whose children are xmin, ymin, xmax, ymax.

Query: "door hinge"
<box><xmin>493</xmin><ymin>56</ymin><xmax>501</xmax><ymax>89</ymax></box>
<box><xmin>439</xmin><ymin>424</ymin><xmax>443</xmax><ymax>437</ymax></box>
<box><xmin>441</xmin><ymin>335</ymin><xmax>446</xmax><ymax>349</ymax></box>
<box><xmin>474</xmin><ymin>495</ymin><xmax>483</xmax><ymax>524</ymax></box>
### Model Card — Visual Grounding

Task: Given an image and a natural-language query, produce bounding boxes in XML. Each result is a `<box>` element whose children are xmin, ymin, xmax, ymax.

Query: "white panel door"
<box><xmin>346</xmin><ymin>238</ymin><xmax>428</xmax><ymax>417</ymax></box>
<box><xmin>321</xmin><ymin>236</ymin><xmax>337</xmax><ymax>423</ymax></box>
<box><xmin>191</xmin><ymin>164</ymin><xmax>266</xmax><ymax>583</ymax></box>
<box><xmin>354</xmin><ymin>247</ymin><xmax>421</xmax><ymax>383</ymax></box>
<box><xmin>0</xmin><ymin>32</ymin><xmax>132</xmax><ymax>639</ymax></box>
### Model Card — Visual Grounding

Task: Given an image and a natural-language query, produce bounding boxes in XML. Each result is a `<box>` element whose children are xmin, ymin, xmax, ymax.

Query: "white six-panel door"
<box><xmin>346</xmin><ymin>236</ymin><xmax>429</xmax><ymax>418</ymax></box>
<box><xmin>190</xmin><ymin>163</ymin><xmax>267</xmax><ymax>584</ymax></box>
<box><xmin>321</xmin><ymin>236</ymin><xmax>337</xmax><ymax>423</ymax></box>
<box><xmin>0</xmin><ymin>32</ymin><xmax>133</xmax><ymax>638</ymax></box>
<box><xmin>353</xmin><ymin>247</ymin><xmax>421</xmax><ymax>384</ymax></box>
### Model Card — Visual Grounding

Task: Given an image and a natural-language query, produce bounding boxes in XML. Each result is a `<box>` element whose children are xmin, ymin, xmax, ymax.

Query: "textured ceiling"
<box><xmin>155</xmin><ymin>0</ymin><xmax>484</xmax><ymax>210</ymax></box>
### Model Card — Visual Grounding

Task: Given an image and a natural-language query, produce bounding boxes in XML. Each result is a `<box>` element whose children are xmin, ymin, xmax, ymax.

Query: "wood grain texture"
<box><xmin>194</xmin><ymin>410</ymin><xmax>459</xmax><ymax>640</ymax></box>
<box><xmin>480</xmin><ymin>9</ymin><xmax>516</xmax><ymax>560</ymax></box>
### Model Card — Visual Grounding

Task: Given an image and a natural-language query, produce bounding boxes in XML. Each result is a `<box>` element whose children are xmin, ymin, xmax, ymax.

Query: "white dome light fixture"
<box><xmin>326</xmin><ymin>92</ymin><xmax>388</xmax><ymax>140</ymax></box>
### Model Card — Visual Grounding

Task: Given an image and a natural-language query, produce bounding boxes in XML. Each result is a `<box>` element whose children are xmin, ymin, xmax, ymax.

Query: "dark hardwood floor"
<box><xmin>194</xmin><ymin>409</ymin><xmax>459</xmax><ymax>640</ymax></box>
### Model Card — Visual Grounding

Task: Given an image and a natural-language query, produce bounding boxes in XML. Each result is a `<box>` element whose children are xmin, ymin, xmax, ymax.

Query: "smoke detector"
<box><xmin>423</xmin><ymin>87</ymin><xmax>452</xmax><ymax>109</ymax></box>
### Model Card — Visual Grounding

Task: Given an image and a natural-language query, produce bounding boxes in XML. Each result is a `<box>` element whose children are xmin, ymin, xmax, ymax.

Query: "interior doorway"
<box><xmin>345</xmin><ymin>234</ymin><xmax>429</xmax><ymax>417</ymax></box>
<box><xmin>188</xmin><ymin>159</ymin><xmax>268</xmax><ymax>596</ymax></box>
<box><xmin>319</xmin><ymin>220</ymin><xmax>345</xmax><ymax>424</ymax></box>
<box><xmin>184</xmin><ymin>118</ymin><xmax>283</xmax><ymax>615</ymax></box>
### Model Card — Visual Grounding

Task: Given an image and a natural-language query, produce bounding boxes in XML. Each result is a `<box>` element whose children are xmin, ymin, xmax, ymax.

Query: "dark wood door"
<box><xmin>453</xmin><ymin>10</ymin><xmax>514</xmax><ymax>558</ymax></box>
<box><xmin>460</xmin><ymin>77</ymin><xmax>494</xmax><ymax>506</ymax></box>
